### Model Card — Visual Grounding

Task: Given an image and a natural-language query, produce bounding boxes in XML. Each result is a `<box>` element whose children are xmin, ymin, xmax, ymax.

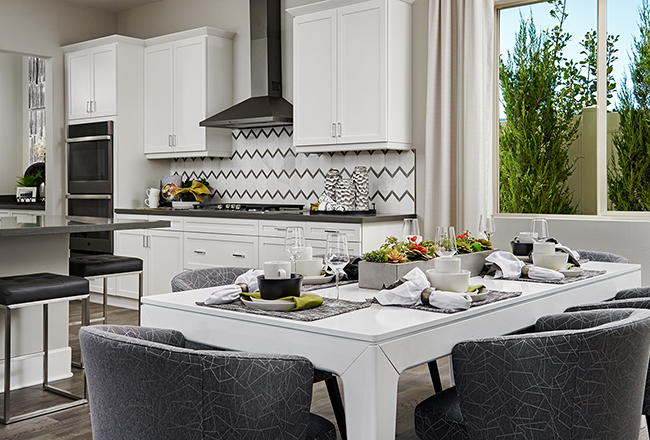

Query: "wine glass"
<box><xmin>435</xmin><ymin>226</ymin><xmax>457</xmax><ymax>258</ymax></box>
<box><xmin>402</xmin><ymin>218</ymin><xmax>422</xmax><ymax>244</ymax></box>
<box><xmin>531</xmin><ymin>218</ymin><xmax>549</xmax><ymax>242</ymax></box>
<box><xmin>284</xmin><ymin>227</ymin><xmax>306</xmax><ymax>273</ymax></box>
<box><xmin>478</xmin><ymin>215</ymin><xmax>495</xmax><ymax>242</ymax></box>
<box><xmin>325</xmin><ymin>232</ymin><xmax>350</xmax><ymax>300</ymax></box>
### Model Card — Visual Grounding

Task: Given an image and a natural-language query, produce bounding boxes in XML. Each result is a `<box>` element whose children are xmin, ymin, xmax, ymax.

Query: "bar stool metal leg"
<box><xmin>4</xmin><ymin>306</ymin><xmax>11</xmax><ymax>423</ymax></box>
<box><xmin>138</xmin><ymin>271</ymin><xmax>144</xmax><ymax>326</ymax></box>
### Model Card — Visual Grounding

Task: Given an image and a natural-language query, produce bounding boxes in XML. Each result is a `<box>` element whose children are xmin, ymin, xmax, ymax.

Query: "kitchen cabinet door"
<box><xmin>258</xmin><ymin>237</ymin><xmax>289</xmax><ymax>264</ymax></box>
<box><xmin>114</xmin><ymin>229</ymin><xmax>149</xmax><ymax>300</ymax></box>
<box><xmin>148</xmin><ymin>229</ymin><xmax>183</xmax><ymax>296</ymax></box>
<box><xmin>173</xmin><ymin>36</ymin><xmax>206</xmax><ymax>153</ymax></box>
<box><xmin>293</xmin><ymin>10</ymin><xmax>337</xmax><ymax>147</ymax></box>
<box><xmin>144</xmin><ymin>42</ymin><xmax>174</xmax><ymax>154</ymax></box>
<box><xmin>66</xmin><ymin>50</ymin><xmax>92</xmax><ymax>120</ymax></box>
<box><xmin>337</xmin><ymin>0</ymin><xmax>385</xmax><ymax>144</ymax></box>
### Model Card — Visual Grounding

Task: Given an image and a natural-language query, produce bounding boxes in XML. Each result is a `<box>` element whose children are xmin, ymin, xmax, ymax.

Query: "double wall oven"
<box><xmin>66</xmin><ymin>121</ymin><xmax>114</xmax><ymax>254</ymax></box>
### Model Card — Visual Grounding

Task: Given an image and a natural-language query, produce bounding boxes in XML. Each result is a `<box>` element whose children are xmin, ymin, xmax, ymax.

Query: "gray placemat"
<box><xmin>375</xmin><ymin>290</ymin><xmax>523</xmax><ymax>314</ymax></box>
<box><xmin>196</xmin><ymin>295</ymin><xmax>372</xmax><ymax>322</ymax></box>
<box><xmin>501</xmin><ymin>269</ymin><xmax>606</xmax><ymax>284</ymax></box>
<box><xmin>302</xmin><ymin>279</ymin><xmax>358</xmax><ymax>292</ymax></box>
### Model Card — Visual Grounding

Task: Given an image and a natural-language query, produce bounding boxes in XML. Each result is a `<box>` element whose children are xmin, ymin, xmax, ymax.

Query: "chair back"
<box><xmin>171</xmin><ymin>267</ymin><xmax>252</xmax><ymax>291</ymax></box>
<box><xmin>576</xmin><ymin>249</ymin><xmax>629</xmax><ymax>263</ymax></box>
<box><xmin>79</xmin><ymin>325</ymin><xmax>315</xmax><ymax>440</ymax></box>
<box><xmin>451</xmin><ymin>309</ymin><xmax>650</xmax><ymax>439</ymax></box>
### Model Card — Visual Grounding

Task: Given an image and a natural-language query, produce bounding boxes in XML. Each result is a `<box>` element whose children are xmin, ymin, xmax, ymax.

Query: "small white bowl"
<box><xmin>426</xmin><ymin>269</ymin><xmax>470</xmax><ymax>293</ymax></box>
<box><xmin>533</xmin><ymin>242</ymin><xmax>555</xmax><ymax>255</ymax></box>
<box><xmin>434</xmin><ymin>256</ymin><xmax>461</xmax><ymax>274</ymax></box>
<box><xmin>532</xmin><ymin>252</ymin><xmax>569</xmax><ymax>271</ymax></box>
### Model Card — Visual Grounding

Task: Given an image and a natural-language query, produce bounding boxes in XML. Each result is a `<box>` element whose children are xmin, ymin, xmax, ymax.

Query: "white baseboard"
<box><xmin>0</xmin><ymin>348</ymin><xmax>72</xmax><ymax>391</ymax></box>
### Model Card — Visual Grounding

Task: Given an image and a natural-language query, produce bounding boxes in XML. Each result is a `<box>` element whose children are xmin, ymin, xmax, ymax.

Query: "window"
<box><xmin>497</xmin><ymin>0</ymin><xmax>646</xmax><ymax>216</ymax></box>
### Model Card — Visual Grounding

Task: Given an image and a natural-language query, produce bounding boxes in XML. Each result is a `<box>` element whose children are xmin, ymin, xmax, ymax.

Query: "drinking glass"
<box><xmin>435</xmin><ymin>226</ymin><xmax>457</xmax><ymax>258</ymax></box>
<box><xmin>531</xmin><ymin>218</ymin><xmax>549</xmax><ymax>242</ymax></box>
<box><xmin>478</xmin><ymin>215</ymin><xmax>495</xmax><ymax>242</ymax></box>
<box><xmin>402</xmin><ymin>218</ymin><xmax>422</xmax><ymax>244</ymax></box>
<box><xmin>325</xmin><ymin>232</ymin><xmax>350</xmax><ymax>300</ymax></box>
<box><xmin>284</xmin><ymin>227</ymin><xmax>306</xmax><ymax>273</ymax></box>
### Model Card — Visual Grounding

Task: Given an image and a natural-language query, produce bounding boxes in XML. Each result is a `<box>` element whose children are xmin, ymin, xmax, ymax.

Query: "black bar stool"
<box><xmin>0</xmin><ymin>272</ymin><xmax>89</xmax><ymax>424</ymax></box>
<box><xmin>69</xmin><ymin>254</ymin><xmax>144</xmax><ymax>326</ymax></box>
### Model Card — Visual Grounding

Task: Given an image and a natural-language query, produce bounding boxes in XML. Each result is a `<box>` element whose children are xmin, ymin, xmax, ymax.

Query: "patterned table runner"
<box><xmin>500</xmin><ymin>269</ymin><xmax>606</xmax><ymax>284</ymax></box>
<box><xmin>377</xmin><ymin>290</ymin><xmax>523</xmax><ymax>314</ymax></box>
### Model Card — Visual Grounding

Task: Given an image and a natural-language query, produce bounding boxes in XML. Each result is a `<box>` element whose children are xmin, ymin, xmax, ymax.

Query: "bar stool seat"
<box><xmin>0</xmin><ymin>272</ymin><xmax>90</xmax><ymax>424</ymax></box>
<box><xmin>69</xmin><ymin>254</ymin><xmax>144</xmax><ymax>326</ymax></box>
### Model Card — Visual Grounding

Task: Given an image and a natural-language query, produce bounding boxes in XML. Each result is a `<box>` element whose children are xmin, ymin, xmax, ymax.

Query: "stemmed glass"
<box><xmin>325</xmin><ymin>232</ymin><xmax>350</xmax><ymax>300</ymax></box>
<box><xmin>531</xmin><ymin>218</ymin><xmax>549</xmax><ymax>242</ymax></box>
<box><xmin>284</xmin><ymin>227</ymin><xmax>306</xmax><ymax>273</ymax></box>
<box><xmin>402</xmin><ymin>218</ymin><xmax>422</xmax><ymax>244</ymax></box>
<box><xmin>478</xmin><ymin>215</ymin><xmax>495</xmax><ymax>242</ymax></box>
<box><xmin>435</xmin><ymin>226</ymin><xmax>457</xmax><ymax>258</ymax></box>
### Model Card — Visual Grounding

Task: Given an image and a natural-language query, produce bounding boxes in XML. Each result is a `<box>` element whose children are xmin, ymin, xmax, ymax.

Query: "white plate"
<box><xmin>302</xmin><ymin>274</ymin><xmax>335</xmax><ymax>285</ymax></box>
<box><xmin>241</xmin><ymin>297</ymin><xmax>295</xmax><ymax>311</ymax></box>
<box><xmin>560</xmin><ymin>268</ymin><xmax>583</xmax><ymax>277</ymax></box>
<box><xmin>470</xmin><ymin>292</ymin><xmax>489</xmax><ymax>302</ymax></box>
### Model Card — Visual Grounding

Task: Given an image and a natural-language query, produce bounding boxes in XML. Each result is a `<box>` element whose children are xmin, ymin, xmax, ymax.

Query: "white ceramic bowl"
<box><xmin>295</xmin><ymin>258</ymin><xmax>322</xmax><ymax>277</ymax></box>
<box><xmin>426</xmin><ymin>269</ymin><xmax>470</xmax><ymax>293</ymax></box>
<box><xmin>533</xmin><ymin>242</ymin><xmax>555</xmax><ymax>255</ymax></box>
<box><xmin>434</xmin><ymin>256</ymin><xmax>461</xmax><ymax>274</ymax></box>
<box><xmin>532</xmin><ymin>252</ymin><xmax>569</xmax><ymax>271</ymax></box>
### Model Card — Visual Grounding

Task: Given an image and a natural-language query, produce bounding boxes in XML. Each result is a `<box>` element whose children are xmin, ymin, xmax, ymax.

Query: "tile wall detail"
<box><xmin>170</xmin><ymin>128</ymin><xmax>415</xmax><ymax>213</ymax></box>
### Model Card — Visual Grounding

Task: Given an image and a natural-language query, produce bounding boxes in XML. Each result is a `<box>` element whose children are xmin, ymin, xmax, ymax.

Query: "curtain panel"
<box><xmin>424</xmin><ymin>0</ymin><xmax>495</xmax><ymax>238</ymax></box>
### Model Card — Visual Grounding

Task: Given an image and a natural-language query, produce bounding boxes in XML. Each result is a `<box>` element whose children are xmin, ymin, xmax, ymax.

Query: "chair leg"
<box><xmin>102</xmin><ymin>276</ymin><xmax>108</xmax><ymax>324</ymax></box>
<box><xmin>428</xmin><ymin>360</ymin><xmax>443</xmax><ymax>394</ymax></box>
<box><xmin>3</xmin><ymin>307</ymin><xmax>12</xmax><ymax>424</ymax></box>
<box><xmin>325</xmin><ymin>376</ymin><xmax>347</xmax><ymax>440</ymax></box>
<box><xmin>138</xmin><ymin>271</ymin><xmax>144</xmax><ymax>326</ymax></box>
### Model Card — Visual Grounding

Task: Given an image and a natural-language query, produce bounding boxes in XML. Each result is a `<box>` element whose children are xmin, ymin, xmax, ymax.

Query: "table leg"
<box><xmin>339</xmin><ymin>346</ymin><xmax>400</xmax><ymax>440</ymax></box>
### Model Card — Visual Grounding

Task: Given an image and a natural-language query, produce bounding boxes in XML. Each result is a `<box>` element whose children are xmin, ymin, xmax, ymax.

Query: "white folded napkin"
<box><xmin>425</xmin><ymin>289</ymin><xmax>472</xmax><ymax>310</ymax></box>
<box><xmin>522</xmin><ymin>265</ymin><xmax>565</xmax><ymax>281</ymax></box>
<box><xmin>375</xmin><ymin>268</ymin><xmax>430</xmax><ymax>306</ymax></box>
<box><xmin>203</xmin><ymin>269</ymin><xmax>264</xmax><ymax>305</ymax></box>
<box><xmin>554</xmin><ymin>242</ymin><xmax>580</xmax><ymax>261</ymax></box>
<box><xmin>485</xmin><ymin>251</ymin><xmax>525</xmax><ymax>279</ymax></box>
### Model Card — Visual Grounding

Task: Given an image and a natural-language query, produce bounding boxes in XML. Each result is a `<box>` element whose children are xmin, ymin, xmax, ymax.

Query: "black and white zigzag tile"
<box><xmin>171</xmin><ymin>128</ymin><xmax>415</xmax><ymax>213</ymax></box>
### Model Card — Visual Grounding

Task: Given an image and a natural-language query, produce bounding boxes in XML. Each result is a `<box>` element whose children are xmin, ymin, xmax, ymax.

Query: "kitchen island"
<box><xmin>0</xmin><ymin>214</ymin><xmax>170</xmax><ymax>391</ymax></box>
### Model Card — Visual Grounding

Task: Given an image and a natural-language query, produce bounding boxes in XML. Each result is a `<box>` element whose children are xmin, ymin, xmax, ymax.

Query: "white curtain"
<box><xmin>423</xmin><ymin>0</ymin><xmax>495</xmax><ymax>239</ymax></box>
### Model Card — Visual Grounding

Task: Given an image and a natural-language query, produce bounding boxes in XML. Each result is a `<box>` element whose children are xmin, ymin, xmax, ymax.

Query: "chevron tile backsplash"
<box><xmin>170</xmin><ymin>128</ymin><xmax>415</xmax><ymax>213</ymax></box>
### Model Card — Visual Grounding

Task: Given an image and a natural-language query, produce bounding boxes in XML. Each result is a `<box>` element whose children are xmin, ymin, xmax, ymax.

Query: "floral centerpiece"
<box><xmin>359</xmin><ymin>231</ymin><xmax>494</xmax><ymax>290</ymax></box>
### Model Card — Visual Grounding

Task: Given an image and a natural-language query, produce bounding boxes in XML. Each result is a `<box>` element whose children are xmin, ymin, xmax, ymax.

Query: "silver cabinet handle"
<box><xmin>193</xmin><ymin>250</ymin><xmax>206</xmax><ymax>255</ymax></box>
<box><xmin>173</xmin><ymin>134</ymin><xmax>177</xmax><ymax>146</ymax></box>
<box><xmin>66</xmin><ymin>135</ymin><xmax>112</xmax><ymax>143</ymax></box>
<box><xmin>324</xmin><ymin>229</ymin><xmax>340</xmax><ymax>233</ymax></box>
<box><xmin>66</xmin><ymin>194</ymin><xmax>112</xmax><ymax>200</ymax></box>
<box><xmin>274</xmin><ymin>227</ymin><xmax>287</xmax><ymax>231</ymax></box>
<box><xmin>337</xmin><ymin>122</ymin><xmax>341</xmax><ymax>137</ymax></box>
<box><xmin>331</xmin><ymin>123</ymin><xmax>336</xmax><ymax>138</ymax></box>
<box><xmin>91</xmin><ymin>101</ymin><xmax>96</xmax><ymax>113</ymax></box>
<box><xmin>168</xmin><ymin>135</ymin><xmax>173</xmax><ymax>148</ymax></box>
<box><xmin>143</xmin><ymin>235</ymin><xmax>146</xmax><ymax>248</ymax></box>
<box><xmin>232</xmin><ymin>253</ymin><xmax>246</xmax><ymax>258</ymax></box>
<box><xmin>86</xmin><ymin>101</ymin><xmax>90</xmax><ymax>113</ymax></box>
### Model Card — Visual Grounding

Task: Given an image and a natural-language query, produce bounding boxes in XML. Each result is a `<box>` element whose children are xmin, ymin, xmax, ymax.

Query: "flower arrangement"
<box><xmin>362</xmin><ymin>231</ymin><xmax>492</xmax><ymax>264</ymax></box>
<box><xmin>33</xmin><ymin>138</ymin><xmax>46</xmax><ymax>161</ymax></box>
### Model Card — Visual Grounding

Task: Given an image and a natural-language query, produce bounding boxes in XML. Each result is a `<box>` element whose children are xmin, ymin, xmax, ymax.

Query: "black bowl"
<box><xmin>510</xmin><ymin>241</ymin><xmax>533</xmax><ymax>256</ymax></box>
<box><xmin>257</xmin><ymin>274</ymin><xmax>303</xmax><ymax>300</ymax></box>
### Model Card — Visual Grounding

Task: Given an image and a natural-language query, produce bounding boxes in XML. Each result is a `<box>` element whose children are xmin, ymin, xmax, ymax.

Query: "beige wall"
<box><xmin>0</xmin><ymin>0</ymin><xmax>117</xmax><ymax>214</ymax></box>
<box><xmin>0</xmin><ymin>53</ymin><xmax>24</xmax><ymax>194</ymax></box>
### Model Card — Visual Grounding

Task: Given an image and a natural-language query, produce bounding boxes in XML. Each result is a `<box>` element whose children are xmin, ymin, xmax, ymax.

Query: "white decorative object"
<box><xmin>324</xmin><ymin>168</ymin><xmax>341</xmax><ymax>201</ymax></box>
<box><xmin>352</xmin><ymin>166</ymin><xmax>370</xmax><ymax>210</ymax></box>
<box><xmin>335</xmin><ymin>178</ymin><xmax>355</xmax><ymax>211</ymax></box>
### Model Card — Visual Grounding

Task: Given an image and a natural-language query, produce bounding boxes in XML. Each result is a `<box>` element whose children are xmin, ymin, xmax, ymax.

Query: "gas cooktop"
<box><xmin>193</xmin><ymin>203</ymin><xmax>304</xmax><ymax>212</ymax></box>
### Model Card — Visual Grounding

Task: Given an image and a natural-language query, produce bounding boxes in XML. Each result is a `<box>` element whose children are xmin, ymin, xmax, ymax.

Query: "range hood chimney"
<box><xmin>200</xmin><ymin>0</ymin><xmax>293</xmax><ymax>129</ymax></box>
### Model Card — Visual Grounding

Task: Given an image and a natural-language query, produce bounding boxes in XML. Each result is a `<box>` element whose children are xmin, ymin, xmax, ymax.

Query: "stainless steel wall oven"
<box><xmin>67</xmin><ymin>121</ymin><xmax>114</xmax><ymax>254</ymax></box>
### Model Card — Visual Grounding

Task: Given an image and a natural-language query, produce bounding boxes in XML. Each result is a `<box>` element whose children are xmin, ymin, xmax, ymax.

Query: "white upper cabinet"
<box><xmin>65</xmin><ymin>43</ymin><xmax>117</xmax><ymax>120</ymax></box>
<box><xmin>144</xmin><ymin>28</ymin><xmax>234</xmax><ymax>159</ymax></box>
<box><xmin>290</xmin><ymin>0</ymin><xmax>413</xmax><ymax>152</ymax></box>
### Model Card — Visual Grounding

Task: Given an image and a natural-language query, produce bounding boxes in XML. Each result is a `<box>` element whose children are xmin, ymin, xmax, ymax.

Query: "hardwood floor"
<box><xmin>0</xmin><ymin>302</ymin><xmax>647</xmax><ymax>439</ymax></box>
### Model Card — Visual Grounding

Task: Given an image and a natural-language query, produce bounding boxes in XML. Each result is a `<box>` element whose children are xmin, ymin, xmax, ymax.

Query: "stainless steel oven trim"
<box><xmin>66</xmin><ymin>135</ymin><xmax>112</xmax><ymax>143</ymax></box>
<box><xmin>66</xmin><ymin>194</ymin><xmax>112</xmax><ymax>200</ymax></box>
<box><xmin>67</xmin><ymin>135</ymin><xmax>113</xmax><ymax>195</ymax></box>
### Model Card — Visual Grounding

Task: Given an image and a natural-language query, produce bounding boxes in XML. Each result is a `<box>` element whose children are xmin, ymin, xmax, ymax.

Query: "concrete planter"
<box><xmin>358</xmin><ymin>250</ymin><xmax>495</xmax><ymax>290</ymax></box>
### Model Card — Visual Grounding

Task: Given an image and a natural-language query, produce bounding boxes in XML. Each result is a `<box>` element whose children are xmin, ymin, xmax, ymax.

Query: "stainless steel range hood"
<box><xmin>200</xmin><ymin>0</ymin><xmax>292</xmax><ymax>129</ymax></box>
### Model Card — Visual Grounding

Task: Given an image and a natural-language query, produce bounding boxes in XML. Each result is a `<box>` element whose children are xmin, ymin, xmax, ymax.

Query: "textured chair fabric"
<box><xmin>414</xmin><ymin>309</ymin><xmax>650</xmax><ymax>440</ymax></box>
<box><xmin>616</xmin><ymin>286</ymin><xmax>650</xmax><ymax>300</ymax></box>
<box><xmin>80</xmin><ymin>325</ymin><xmax>336</xmax><ymax>440</ymax></box>
<box><xmin>170</xmin><ymin>266</ymin><xmax>347</xmax><ymax>439</ymax></box>
<box><xmin>576</xmin><ymin>249</ymin><xmax>630</xmax><ymax>263</ymax></box>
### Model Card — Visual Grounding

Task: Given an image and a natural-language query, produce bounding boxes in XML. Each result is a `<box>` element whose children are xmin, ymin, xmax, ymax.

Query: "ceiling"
<box><xmin>65</xmin><ymin>0</ymin><xmax>163</xmax><ymax>13</ymax></box>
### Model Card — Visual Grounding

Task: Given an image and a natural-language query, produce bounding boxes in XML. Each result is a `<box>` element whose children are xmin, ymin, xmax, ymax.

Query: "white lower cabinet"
<box><xmin>184</xmin><ymin>232</ymin><xmax>258</xmax><ymax>269</ymax></box>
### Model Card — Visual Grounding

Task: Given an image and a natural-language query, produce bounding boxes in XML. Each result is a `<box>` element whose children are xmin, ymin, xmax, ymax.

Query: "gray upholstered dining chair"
<box><xmin>79</xmin><ymin>325</ymin><xmax>337</xmax><ymax>440</ymax></box>
<box><xmin>413</xmin><ymin>308</ymin><xmax>650</xmax><ymax>440</ymax></box>
<box><xmin>171</xmin><ymin>267</ymin><xmax>347</xmax><ymax>440</ymax></box>
<box><xmin>575</xmin><ymin>249</ymin><xmax>630</xmax><ymax>263</ymax></box>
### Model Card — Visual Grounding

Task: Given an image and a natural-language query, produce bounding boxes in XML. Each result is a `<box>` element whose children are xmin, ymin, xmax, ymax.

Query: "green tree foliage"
<box><xmin>499</xmin><ymin>0</ymin><xmax>580</xmax><ymax>214</ymax></box>
<box><xmin>608</xmin><ymin>0</ymin><xmax>650</xmax><ymax>211</ymax></box>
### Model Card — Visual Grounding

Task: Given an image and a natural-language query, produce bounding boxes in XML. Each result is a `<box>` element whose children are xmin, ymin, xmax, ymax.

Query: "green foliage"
<box><xmin>608</xmin><ymin>0</ymin><xmax>650</xmax><ymax>211</ymax></box>
<box><xmin>16</xmin><ymin>171</ymin><xmax>43</xmax><ymax>188</ymax></box>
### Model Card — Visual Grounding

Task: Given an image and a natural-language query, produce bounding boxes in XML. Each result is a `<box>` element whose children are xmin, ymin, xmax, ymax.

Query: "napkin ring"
<box><xmin>236</xmin><ymin>283</ymin><xmax>248</xmax><ymax>292</ymax></box>
<box><xmin>521</xmin><ymin>266</ymin><xmax>530</xmax><ymax>278</ymax></box>
<box><xmin>421</xmin><ymin>287</ymin><xmax>434</xmax><ymax>305</ymax></box>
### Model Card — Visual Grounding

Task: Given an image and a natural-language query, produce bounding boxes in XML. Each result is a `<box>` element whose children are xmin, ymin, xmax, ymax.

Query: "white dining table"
<box><xmin>141</xmin><ymin>261</ymin><xmax>641</xmax><ymax>440</ymax></box>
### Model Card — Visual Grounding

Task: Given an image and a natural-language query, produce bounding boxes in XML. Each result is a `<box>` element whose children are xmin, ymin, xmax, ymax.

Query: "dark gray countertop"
<box><xmin>115</xmin><ymin>207</ymin><xmax>415</xmax><ymax>224</ymax></box>
<box><xmin>0</xmin><ymin>195</ymin><xmax>45</xmax><ymax>210</ymax></box>
<box><xmin>0</xmin><ymin>215</ymin><xmax>170</xmax><ymax>237</ymax></box>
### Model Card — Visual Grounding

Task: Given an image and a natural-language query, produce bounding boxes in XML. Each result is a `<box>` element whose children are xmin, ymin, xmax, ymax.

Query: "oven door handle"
<box><xmin>66</xmin><ymin>135</ymin><xmax>112</xmax><ymax>143</ymax></box>
<box><xmin>66</xmin><ymin>194</ymin><xmax>112</xmax><ymax>200</ymax></box>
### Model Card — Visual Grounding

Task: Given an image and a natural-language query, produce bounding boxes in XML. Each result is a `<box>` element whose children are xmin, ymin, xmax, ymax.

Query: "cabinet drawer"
<box><xmin>306</xmin><ymin>239</ymin><xmax>361</xmax><ymax>258</ymax></box>
<box><xmin>305</xmin><ymin>222</ymin><xmax>361</xmax><ymax>242</ymax></box>
<box><xmin>184</xmin><ymin>217</ymin><xmax>259</xmax><ymax>235</ymax></box>
<box><xmin>258</xmin><ymin>220</ymin><xmax>307</xmax><ymax>238</ymax></box>
<box><xmin>151</xmin><ymin>215</ymin><xmax>183</xmax><ymax>231</ymax></box>
<box><xmin>184</xmin><ymin>232</ymin><xmax>258</xmax><ymax>269</ymax></box>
